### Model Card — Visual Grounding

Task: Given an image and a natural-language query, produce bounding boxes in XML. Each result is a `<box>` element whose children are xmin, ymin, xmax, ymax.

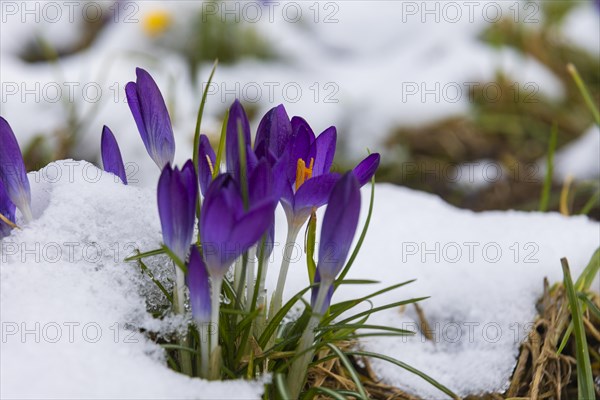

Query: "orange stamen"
<box><xmin>295</xmin><ymin>158</ymin><xmax>314</xmax><ymax>191</ymax></box>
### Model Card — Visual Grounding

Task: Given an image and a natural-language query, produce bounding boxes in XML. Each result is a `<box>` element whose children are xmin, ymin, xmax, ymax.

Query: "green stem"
<box><xmin>269</xmin><ymin>225</ymin><xmax>301</xmax><ymax>321</ymax></box>
<box><xmin>172</xmin><ymin>263</ymin><xmax>193</xmax><ymax>376</ymax></box>
<box><xmin>199</xmin><ymin>322</ymin><xmax>210</xmax><ymax>378</ymax></box>
<box><xmin>209</xmin><ymin>277</ymin><xmax>223</xmax><ymax>358</ymax></box>
<box><xmin>245</xmin><ymin>246</ymin><xmax>257</xmax><ymax>312</ymax></box>
<box><xmin>286</xmin><ymin>281</ymin><xmax>330</xmax><ymax>399</ymax></box>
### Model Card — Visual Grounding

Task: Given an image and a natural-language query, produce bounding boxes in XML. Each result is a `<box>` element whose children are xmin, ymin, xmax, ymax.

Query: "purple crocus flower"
<box><xmin>198</xmin><ymin>134</ymin><xmax>216</xmax><ymax>196</ymax></box>
<box><xmin>0</xmin><ymin>180</ymin><xmax>16</xmax><ymax>238</ymax></box>
<box><xmin>353</xmin><ymin>153</ymin><xmax>380</xmax><ymax>186</ymax></box>
<box><xmin>126</xmin><ymin>68</ymin><xmax>175</xmax><ymax>169</ymax></box>
<box><xmin>254</xmin><ymin>104</ymin><xmax>292</xmax><ymax>161</ymax></box>
<box><xmin>157</xmin><ymin>160</ymin><xmax>198</xmax><ymax>263</ymax></box>
<box><xmin>0</xmin><ymin>117</ymin><xmax>32</xmax><ymax>222</ymax></box>
<box><xmin>188</xmin><ymin>245</ymin><xmax>211</xmax><ymax>324</ymax></box>
<box><xmin>225</xmin><ymin>100</ymin><xmax>257</xmax><ymax>181</ymax></box>
<box><xmin>200</xmin><ymin>173</ymin><xmax>275</xmax><ymax>279</ymax></box>
<box><xmin>101</xmin><ymin>126</ymin><xmax>128</xmax><ymax>184</ymax></box>
<box><xmin>280</xmin><ymin>117</ymin><xmax>340</xmax><ymax>230</ymax></box>
<box><xmin>311</xmin><ymin>172</ymin><xmax>361</xmax><ymax>313</ymax></box>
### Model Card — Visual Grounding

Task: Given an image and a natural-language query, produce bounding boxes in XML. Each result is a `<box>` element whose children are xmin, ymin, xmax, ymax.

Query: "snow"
<box><xmin>2</xmin><ymin>161</ymin><xmax>598</xmax><ymax>398</ymax></box>
<box><xmin>269</xmin><ymin>185</ymin><xmax>599</xmax><ymax>398</ymax></box>
<box><xmin>553</xmin><ymin>125</ymin><xmax>600</xmax><ymax>181</ymax></box>
<box><xmin>1</xmin><ymin>0</ymin><xmax>589</xmax><ymax>182</ymax></box>
<box><xmin>0</xmin><ymin>160</ymin><xmax>265</xmax><ymax>400</ymax></box>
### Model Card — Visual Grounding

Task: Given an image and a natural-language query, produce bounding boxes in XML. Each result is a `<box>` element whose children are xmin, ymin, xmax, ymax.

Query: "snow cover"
<box><xmin>553</xmin><ymin>125</ymin><xmax>600</xmax><ymax>181</ymax></box>
<box><xmin>0</xmin><ymin>161</ymin><xmax>265</xmax><ymax>400</ymax></box>
<box><xmin>2</xmin><ymin>160</ymin><xmax>598</xmax><ymax>398</ymax></box>
<box><xmin>1</xmin><ymin>0</ymin><xmax>590</xmax><ymax>178</ymax></box>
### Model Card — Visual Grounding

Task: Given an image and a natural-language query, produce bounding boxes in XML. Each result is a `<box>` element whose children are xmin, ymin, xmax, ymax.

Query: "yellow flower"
<box><xmin>142</xmin><ymin>10</ymin><xmax>172</xmax><ymax>37</ymax></box>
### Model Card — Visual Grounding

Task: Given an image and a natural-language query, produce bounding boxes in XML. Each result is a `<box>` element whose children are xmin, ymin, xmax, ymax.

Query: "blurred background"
<box><xmin>1</xmin><ymin>0</ymin><xmax>598</xmax><ymax>217</ymax></box>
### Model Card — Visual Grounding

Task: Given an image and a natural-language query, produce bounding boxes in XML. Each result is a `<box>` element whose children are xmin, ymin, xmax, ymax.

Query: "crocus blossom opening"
<box><xmin>0</xmin><ymin>117</ymin><xmax>33</xmax><ymax>222</ymax></box>
<box><xmin>157</xmin><ymin>160</ymin><xmax>198</xmax><ymax>263</ymax></box>
<box><xmin>126</xmin><ymin>68</ymin><xmax>175</xmax><ymax>169</ymax></box>
<box><xmin>101</xmin><ymin>126</ymin><xmax>128</xmax><ymax>184</ymax></box>
<box><xmin>200</xmin><ymin>174</ymin><xmax>275</xmax><ymax>279</ymax></box>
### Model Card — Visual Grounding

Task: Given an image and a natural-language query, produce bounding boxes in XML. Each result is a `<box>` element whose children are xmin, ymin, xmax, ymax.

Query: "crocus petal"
<box><xmin>198</xmin><ymin>135</ymin><xmax>216</xmax><ymax>196</ymax></box>
<box><xmin>254</xmin><ymin>104</ymin><xmax>292</xmax><ymax>159</ymax></box>
<box><xmin>292</xmin><ymin>173</ymin><xmax>340</xmax><ymax>220</ymax></box>
<box><xmin>287</xmin><ymin>117</ymin><xmax>314</xmax><ymax>181</ymax></box>
<box><xmin>101</xmin><ymin>126</ymin><xmax>128</xmax><ymax>184</ymax></box>
<box><xmin>200</xmin><ymin>175</ymin><xmax>238</xmax><ymax>277</ymax></box>
<box><xmin>248</xmin><ymin>159</ymin><xmax>272</xmax><ymax>207</ymax></box>
<box><xmin>157</xmin><ymin>161</ymin><xmax>197</xmax><ymax>262</ymax></box>
<box><xmin>311</xmin><ymin>126</ymin><xmax>337</xmax><ymax>176</ymax></box>
<box><xmin>0</xmin><ymin>117</ymin><xmax>32</xmax><ymax>222</ymax></box>
<box><xmin>226</xmin><ymin>100</ymin><xmax>251</xmax><ymax>180</ymax></box>
<box><xmin>316</xmin><ymin>173</ymin><xmax>361</xmax><ymax>281</ymax></box>
<box><xmin>353</xmin><ymin>153</ymin><xmax>380</xmax><ymax>186</ymax></box>
<box><xmin>126</xmin><ymin>68</ymin><xmax>175</xmax><ymax>169</ymax></box>
<box><xmin>181</xmin><ymin>160</ymin><xmax>199</xmax><ymax>210</ymax></box>
<box><xmin>228</xmin><ymin>201</ymin><xmax>276</xmax><ymax>261</ymax></box>
<box><xmin>0</xmin><ymin>179</ymin><xmax>16</xmax><ymax>238</ymax></box>
<box><xmin>188</xmin><ymin>246</ymin><xmax>211</xmax><ymax>324</ymax></box>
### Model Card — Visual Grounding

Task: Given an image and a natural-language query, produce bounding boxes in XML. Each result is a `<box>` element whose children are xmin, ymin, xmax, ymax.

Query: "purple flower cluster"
<box><xmin>1</xmin><ymin>67</ymin><xmax>380</xmax><ymax>332</ymax></box>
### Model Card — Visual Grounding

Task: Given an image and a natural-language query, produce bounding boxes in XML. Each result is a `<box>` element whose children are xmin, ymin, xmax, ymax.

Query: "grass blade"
<box><xmin>561</xmin><ymin>258</ymin><xmax>595</xmax><ymax>399</ymax></box>
<box><xmin>326</xmin><ymin>344</ymin><xmax>369</xmax><ymax>400</ymax></box>
<box><xmin>539</xmin><ymin>123</ymin><xmax>557</xmax><ymax>212</ymax></box>
<box><xmin>336</xmin><ymin>297</ymin><xmax>429</xmax><ymax>325</ymax></box>
<box><xmin>192</xmin><ymin>59</ymin><xmax>218</xmax><ymax>174</ymax></box>
<box><xmin>213</xmin><ymin>109</ymin><xmax>229</xmax><ymax>179</ymax></box>
<box><xmin>567</xmin><ymin>63</ymin><xmax>600</xmax><ymax>127</ymax></box>
<box><xmin>124</xmin><ymin>247</ymin><xmax>165</xmax><ymax>262</ymax></box>
<box><xmin>348</xmin><ymin>350</ymin><xmax>460</xmax><ymax>400</ymax></box>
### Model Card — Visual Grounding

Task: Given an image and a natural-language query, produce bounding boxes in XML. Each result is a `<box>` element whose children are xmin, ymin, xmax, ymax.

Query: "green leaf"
<box><xmin>575</xmin><ymin>247</ymin><xmax>600</xmax><ymax>291</ymax></box>
<box><xmin>578</xmin><ymin>190</ymin><xmax>599</xmax><ymax>215</ymax></box>
<box><xmin>162</xmin><ymin>245</ymin><xmax>187</xmax><ymax>274</ymax></box>
<box><xmin>561</xmin><ymin>258</ymin><xmax>595</xmax><ymax>400</ymax></box>
<box><xmin>160</xmin><ymin>344</ymin><xmax>199</xmax><ymax>355</ymax></box>
<box><xmin>347</xmin><ymin>350</ymin><xmax>460</xmax><ymax>400</ymax></box>
<box><xmin>324</xmin><ymin>280</ymin><xmax>416</xmax><ymax>325</ymax></box>
<box><xmin>539</xmin><ymin>123</ymin><xmax>557</xmax><ymax>212</ymax></box>
<box><xmin>558</xmin><ymin>247</ymin><xmax>600</xmax><ymax>354</ymax></box>
<box><xmin>214</xmin><ymin>109</ymin><xmax>229</xmax><ymax>179</ymax></box>
<box><xmin>336</xmin><ymin>297</ymin><xmax>429</xmax><ymax>326</ymax></box>
<box><xmin>124</xmin><ymin>247</ymin><xmax>166</xmax><ymax>262</ymax></box>
<box><xmin>577</xmin><ymin>292</ymin><xmax>600</xmax><ymax>320</ymax></box>
<box><xmin>274</xmin><ymin>372</ymin><xmax>291</xmax><ymax>400</ymax></box>
<box><xmin>192</xmin><ymin>59</ymin><xmax>218</xmax><ymax>174</ymax></box>
<box><xmin>567</xmin><ymin>63</ymin><xmax>600</xmax><ymax>127</ymax></box>
<box><xmin>305</xmin><ymin>212</ymin><xmax>317</xmax><ymax>283</ymax></box>
<box><xmin>326</xmin><ymin>344</ymin><xmax>369</xmax><ymax>400</ymax></box>
<box><xmin>138</xmin><ymin>257</ymin><xmax>173</xmax><ymax>303</ymax></box>
<box><xmin>303</xmin><ymin>386</ymin><xmax>354</xmax><ymax>400</ymax></box>
<box><xmin>316</xmin><ymin>324</ymin><xmax>414</xmax><ymax>336</ymax></box>
<box><xmin>258</xmin><ymin>285</ymin><xmax>313</xmax><ymax>348</ymax></box>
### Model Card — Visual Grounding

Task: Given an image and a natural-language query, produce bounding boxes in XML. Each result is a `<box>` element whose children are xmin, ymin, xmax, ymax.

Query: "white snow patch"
<box><xmin>0</xmin><ymin>160</ymin><xmax>265</xmax><ymax>400</ymax></box>
<box><xmin>268</xmin><ymin>184</ymin><xmax>599</xmax><ymax>398</ymax></box>
<box><xmin>553</xmin><ymin>125</ymin><xmax>600</xmax><ymax>181</ymax></box>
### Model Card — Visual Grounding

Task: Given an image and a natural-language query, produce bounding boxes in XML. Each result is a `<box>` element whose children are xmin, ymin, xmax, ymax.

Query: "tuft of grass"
<box><xmin>560</xmin><ymin>258</ymin><xmax>595</xmax><ymax>399</ymax></box>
